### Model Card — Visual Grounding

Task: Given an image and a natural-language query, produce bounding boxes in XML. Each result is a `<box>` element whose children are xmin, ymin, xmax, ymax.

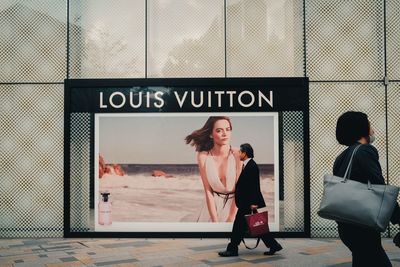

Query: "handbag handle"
<box><xmin>242</xmin><ymin>238</ymin><xmax>261</xmax><ymax>250</ymax></box>
<box><xmin>343</xmin><ymin>144</ymin><xmax>361</xmax><ymax>181</ymax></box>
<box><xmin>250</xmin><ymin>208</ymin><xmax>258</xmax><ymax>214</ymax></box>
<box><xmin>342</xmin><ymin>144</ymin><xmax>372</xmax><ymax>190</ymax></box>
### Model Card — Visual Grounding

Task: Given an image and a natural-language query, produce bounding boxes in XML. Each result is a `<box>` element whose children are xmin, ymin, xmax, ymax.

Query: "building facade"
<box><xmin>1</xmin><ymin>0</ymin><xmax>400</xmax><ymax>238</ymax></box>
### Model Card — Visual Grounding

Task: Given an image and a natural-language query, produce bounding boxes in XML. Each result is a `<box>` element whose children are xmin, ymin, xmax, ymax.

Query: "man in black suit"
<box><xmin>218</xmin><ymin>143</ymin><xmax>282</xmax><ymax>257</ymax></box>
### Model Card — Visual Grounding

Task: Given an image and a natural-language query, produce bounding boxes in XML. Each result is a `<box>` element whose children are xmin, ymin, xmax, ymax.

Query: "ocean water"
<box><xmin>121</xmin><ymin>164</ymin><xmax>274</xmax><ymax>178</ymax></box>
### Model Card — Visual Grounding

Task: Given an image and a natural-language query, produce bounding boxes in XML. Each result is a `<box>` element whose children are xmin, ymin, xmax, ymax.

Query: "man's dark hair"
<box><xmin>336</xmin><ymin>111</ymin><xmax>369</xmax><ymax>146</ymax></box>
<box><xmin>240</xmin><ymin>143</ymin><xmax>254</xmax><ymax>158</ymax></box>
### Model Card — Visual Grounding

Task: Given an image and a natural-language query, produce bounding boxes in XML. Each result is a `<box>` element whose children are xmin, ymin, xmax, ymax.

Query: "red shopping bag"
<box><xmin>244</xmin><ymin>209</ymin><xmax>269</xmax><ymax>237</ymax></box>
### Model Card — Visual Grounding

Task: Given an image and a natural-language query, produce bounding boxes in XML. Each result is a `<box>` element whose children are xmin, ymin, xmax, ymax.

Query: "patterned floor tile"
<box><xmin>188</xmin><ymin>251</ymin><xmax>219</xmax><ymax>261</ymax></box>
<box><xmin>94</xmin><ymin>259</ymin><xmax>139</xmax><ymax>266</ymax></box>
<box><xmin>0</xmin><ymin>238</ymin><xmax>399</xmax><ymax>267</ymax></box>
<box><xmin>216</xmin><ymin>261</ymin><xmax>255</xmax><ymax>267</ymax></box>
<box><xmin>49</xmin><ymin>262</ymin><xmax>85</xmax><ymax>267</ymax></box>
<box><xmin>299</xmin><ymin>245</ymin><xmax>331</xmax><ymax>255</ymax></box>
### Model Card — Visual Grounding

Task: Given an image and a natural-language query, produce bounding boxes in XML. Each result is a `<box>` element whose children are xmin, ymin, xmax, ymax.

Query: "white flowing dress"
<box><xmin>197</xmin><ymin>152</ymin><xmax>237</xmax><ymax>222</ymax></box>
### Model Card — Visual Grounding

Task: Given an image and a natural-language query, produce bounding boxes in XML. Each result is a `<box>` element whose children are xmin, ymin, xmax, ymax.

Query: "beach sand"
<box><xmin>99</xmin><ymin>173</ymin><xmax>275</xmax><ymax>223</ymax></box>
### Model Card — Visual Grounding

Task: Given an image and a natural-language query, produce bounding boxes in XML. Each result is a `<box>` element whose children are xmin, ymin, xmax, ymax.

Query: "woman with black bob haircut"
<box><xmin>336</xmin><ymin>111</ymin><xmax>370</xmax><ymax>146</ymax></box>
<box><xmin>334</xmin><ymin>111</ymin><xmax>400</xmax><ymax>267</ymax></box>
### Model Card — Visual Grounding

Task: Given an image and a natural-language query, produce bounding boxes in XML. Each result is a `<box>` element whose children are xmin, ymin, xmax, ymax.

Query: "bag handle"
<box><xmin>342</xmin><ymin>144</ymin><xmax>372</xmax><ymax>190</ymax></box>
<box><xmin>343</xmin><ymin>144</ymin><xmax>361</xmax><ymax>181</ymax></box>
<box><xmin>250</xmin><ymin>207</ymin><xmax>258</xmax><ymax>214</ymax></box>
<box><xmin>241</xmin><ymin>237</ymin><xmax>261</xmax><ymax>250</ymax></box>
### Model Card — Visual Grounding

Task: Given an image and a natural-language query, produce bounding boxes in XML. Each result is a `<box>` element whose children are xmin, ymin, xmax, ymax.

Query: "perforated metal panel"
<box><xmin>388</xmin><ymin>83</ymin><xmax>400</xmax><ymax>234</ymax></box>
<box><xmin>0</xmin><ymin>84</ymin><xmax>64</xmax><ymax>237</ymax></box>
<box><xmin>0</xmin><ymin>1</ymin><xmax>66</xmax><ymax>83</ymax></box>
<box><xmin>69</xmin><ymin>113</ymin><xmax>91</xmax><ymax>232</ymax></box>
<box><xmin>147</xmin><ymin>0</ymin><xmax>225</xmax><ymax>78</ymax></box>
<box><xmin>69</xmin><ymin>0</ymin><xmax>145</xmax><ymax>78</ymax></box>
<box><xmin>227</xmin><ymin>0</ymin><xmax>304</xmax><ymax>77</ymax></box>
<box><xmin>310</xmin><ymin>82</ymin><xmax>387</xmax><ymax>237</ymax></box>
<box><xmin>282</xmin><ymin>112</ymin><xmax>305</xmax><ymax>232</ymax></box>
<box><xmin>306</xmin><ymin>0</ymin><xmax>384</xmax><ymax>81</ymax></box>
<box><xmin>387</xmin><ymin>0</ymin><xmax>400</xmax><ymax>80</ymax></box>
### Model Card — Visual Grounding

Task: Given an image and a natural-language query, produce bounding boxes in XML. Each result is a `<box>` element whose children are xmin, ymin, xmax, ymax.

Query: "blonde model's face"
<box><xmin>211</xmin><ymin>119</ymin><xmax>231</xmax><ymax>146</ymax></box>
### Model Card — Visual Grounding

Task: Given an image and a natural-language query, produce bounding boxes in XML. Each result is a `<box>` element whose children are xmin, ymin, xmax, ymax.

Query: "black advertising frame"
<box><xmin>64</xmin><ymin>77</ymin><xmax>310</xmax><ymax>238</ymax></box>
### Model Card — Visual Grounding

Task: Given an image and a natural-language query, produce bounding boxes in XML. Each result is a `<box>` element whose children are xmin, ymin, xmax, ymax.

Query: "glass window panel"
<box><xmin>147</xmin><ymin>0</ymin><xmax>225</xmax><ymax>77</ymax></box>
<box><xmin>69</xmin><ymin>0</ymin><xmax>145</xmax><ymax>78</ymax></box>
<box><xmin>227</xmin><ymin>0</ymin><xmax>304</xmax><ymax>77</ymax></box>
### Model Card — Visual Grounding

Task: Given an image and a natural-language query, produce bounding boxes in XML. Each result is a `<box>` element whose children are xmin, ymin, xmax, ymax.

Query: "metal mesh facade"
<box><xmin>0</xmin><ymin>84</ymin><xmax>64</xmax><ymax>237</ymax></box>
<box><xmin>69</xmin><ymin>113</ymin><xmax>91</xmax><ymax>232</ymax></box>
<box><xmin>306</xmin><ymin>0</ymin><xmax>384</xmax><ymax>81</ymax></box>
<box><xmin>387</xmin><ymin>0</ymin><xmax>400</xmax><ymax>80</ymax></box>
<box><xmin>309</xmin><ymin>82</ymin><xmax>387</xmax><ymax>237</ymax></box>
<box><xmin>0</xmin><ymin>1</ymin><xmax>66</xmax><ymax>83</ymax></box>
<box><xmin>388</xmin><ymin>83</ymin><xmax>400</xmax><ymax>235</ymax></box>
<box><xmin>282</xmin><ymin>112</ymin><xmax>305</xmax><ymax>232</ymax></box>
<box><xmin>1</xmin><ymin>0</ymin><xmax>400</xmax><ymax>238</ymax></box>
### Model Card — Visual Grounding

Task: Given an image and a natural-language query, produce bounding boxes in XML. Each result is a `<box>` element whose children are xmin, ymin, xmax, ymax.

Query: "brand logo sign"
<box><xmin>253</xmin><ymin>220</ymin><xmax>265</xmax><ymax>227</ymax></box>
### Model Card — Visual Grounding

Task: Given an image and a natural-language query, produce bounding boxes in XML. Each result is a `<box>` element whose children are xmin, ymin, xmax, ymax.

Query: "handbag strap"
<box><xmin>241</xmin><ymin>237</ymin><xmax>261</xmax><ymax>250</ymax></box>
<box><xmin>343</xmin><ymin>144</ymin><xmax>361</xmax><ymax>181</ymax></box>
<box><xmin>342</xmin><ymin>144</ymin><xmax>372</xmax><ymax>189</ymax></box>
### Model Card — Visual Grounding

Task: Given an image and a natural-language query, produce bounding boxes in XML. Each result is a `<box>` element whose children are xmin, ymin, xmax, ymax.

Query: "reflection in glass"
<box><xmin>69</xmin><ymin>0</ymin><xmax>145</xmax><ymax>78</ymax></box>
<box><xmin>227</xmin><ymin>0</ymin><xmax>303</xmax><ymax>77</ymax></box>
<box><xmin>148</xmin><ymin>0</ymin><xmax>225</xmax><ymax>77</ymax></box>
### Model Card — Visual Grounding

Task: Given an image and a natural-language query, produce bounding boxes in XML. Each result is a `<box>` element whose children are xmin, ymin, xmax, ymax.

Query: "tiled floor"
<box><xmin>0</xmin><ymin>238</ymin><xmax>399</xmax><ymax>267</ymax></box>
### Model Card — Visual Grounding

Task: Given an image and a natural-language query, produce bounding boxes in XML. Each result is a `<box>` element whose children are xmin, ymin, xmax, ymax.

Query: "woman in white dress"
<box><xmin>185</xmin><ymin>116</ymin><xmax>242</xmax><ymax>222</ymax></box>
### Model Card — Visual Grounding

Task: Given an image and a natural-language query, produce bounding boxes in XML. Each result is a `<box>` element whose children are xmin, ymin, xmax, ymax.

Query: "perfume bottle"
<box><xmin>98</xmin><ymin>192</ymin><xmax>112</xmax><ymax>225</ymax></box>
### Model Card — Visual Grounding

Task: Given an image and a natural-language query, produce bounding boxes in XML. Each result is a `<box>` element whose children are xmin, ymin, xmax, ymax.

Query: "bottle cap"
<box><xmin>100</xmin><ymin>191</ymin><xmax>110</xmax><ymax>202</ymax></box>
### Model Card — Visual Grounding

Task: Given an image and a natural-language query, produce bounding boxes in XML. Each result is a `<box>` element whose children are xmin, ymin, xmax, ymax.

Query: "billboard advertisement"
<box><xmin>95</xmin><ymin>113</ymin><xmax>279</xmax><ymax>232</ymax></box>
<box><xmin>65</xmin><ymin>78</ymin><xmax>309</xmax><ymax>237</ymax></box>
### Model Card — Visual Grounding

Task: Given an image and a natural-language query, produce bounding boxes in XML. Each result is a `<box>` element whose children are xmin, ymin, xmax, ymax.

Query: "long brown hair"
<box><xmin>185</xmin><ymin>116</ymin><xmax>232</xmax><ymax>152</ymax></box>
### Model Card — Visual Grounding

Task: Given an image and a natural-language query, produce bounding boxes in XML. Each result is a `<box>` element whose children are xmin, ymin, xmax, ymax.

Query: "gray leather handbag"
<box><xmin>318</xmin><ymin>145</ymin><xmax>399</xmax><ymax>232</ymax></box>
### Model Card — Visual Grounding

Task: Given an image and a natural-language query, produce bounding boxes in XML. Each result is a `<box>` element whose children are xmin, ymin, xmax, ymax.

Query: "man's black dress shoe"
<box><xmin>218</xmin><ymin>250</ymin><xmax>238</xmax><ymax>257</ymax></box>
<box><xmin>264</xmin><ymin>243</ymin><xmax>283</xmax><ymax>255</ymax></box>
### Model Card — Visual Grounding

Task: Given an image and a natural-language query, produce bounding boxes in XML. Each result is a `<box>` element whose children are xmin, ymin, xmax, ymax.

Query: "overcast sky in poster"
<box><xmin>98</xmin><ymin>113</ymin><xmax>277</xmax><ymax>164</ymax></box>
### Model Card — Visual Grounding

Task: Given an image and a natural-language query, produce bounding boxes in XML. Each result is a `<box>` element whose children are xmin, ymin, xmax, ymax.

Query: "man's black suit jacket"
<box><xmin>235</xmin><ymin>158</ymin><xmax>266</xmax><ymax>211</ymax></box>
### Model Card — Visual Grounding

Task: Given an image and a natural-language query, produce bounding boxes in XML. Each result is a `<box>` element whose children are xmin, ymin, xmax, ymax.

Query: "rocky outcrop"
<box><xmin>152</xmin><ymin>170</ymin><xmax>174</xmax><ymax>178</ymax></box>
<box><xmin>99</xmin><ymin>154</ymin><xmax>126</xmax><ymax>178</ymax></box>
